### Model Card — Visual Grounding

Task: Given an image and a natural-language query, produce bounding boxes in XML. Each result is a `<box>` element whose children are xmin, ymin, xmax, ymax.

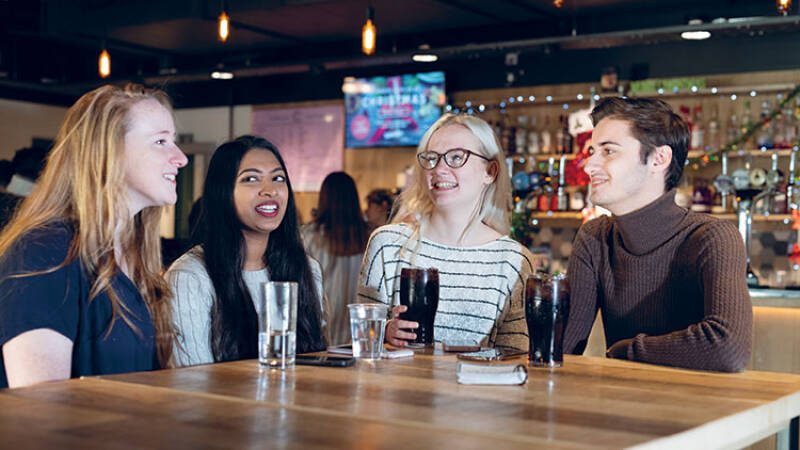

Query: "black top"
<box><xmin>0</xmin><ymin>222</ymin><xmax>157</xmax><ymax>388</ymax></box>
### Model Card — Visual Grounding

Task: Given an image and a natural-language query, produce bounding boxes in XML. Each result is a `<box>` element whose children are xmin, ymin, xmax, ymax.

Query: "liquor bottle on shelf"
<box><xmin>516</xmin><ymin>116</ymin><xmax>529</xmax><ymax>155</ymax></box>
<box><xmin>540</xmin><ymin>116</ymin><xmax>552</xmax><ymax>154</ymax></box>
<box><xmin>708</xmin><ymin>105</ymin><xmax>720</xmax><ymax>152</ymax></box>
<box><xmin>538</xmin><ymin>158</ymin><xmax>555</xmax><ymax>211</ymax></box>
<box><xmin>691</xmin><ymin>105</ymin><xmax>705</xmax><ymax>152</ymax></box>
<box><xmin>743</xmin><ymin>100</ymin><xmax>755</xmax><ymax>149</ymax></box>
<box><xmin>557</xmin><ymin>115</ymin><xmax>574</xmax><ymax>154</ymax></box>
<box><xmin>788</xmin><ymin>148</ymin><xmax>798</xmax><ymax>212</ymax></box>
<box><xmin>727</xmin><ymin>114</ymin><xmax>740</xmax><ymax>148</ymax></box>
<box><xmin>527</xmin><ymin>116</ymin><xmax>541</xmax><ymax>155</ymax></box>
<box><xmin>690</xmin><ymin>178</ymin><xmax>712</xmax><ymax>213</ymax></box>
<box><xmin>756</xmin><ymin>100</ymin><xmax>774</xmax><ymax>150</ymax></box>
<box><xmin>712</xmin><ymin>152</ymin><xmax>734</xmax><ymax>213</ymax></box>
<box><xmin>554</xmin><ymin>155</ymin><xmax>569</xmax><ymax>211</ymax></box>
<box><xmin>766</xmin><ymin>151</ymin><xmax>786</xmax><ymax>214</ymax></box>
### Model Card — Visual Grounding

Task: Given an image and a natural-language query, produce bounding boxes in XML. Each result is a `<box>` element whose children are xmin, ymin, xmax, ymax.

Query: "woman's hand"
<box><xmin>385</xmin><ymin>305</ymin><xmax>418</xmax><ymax>347</ymax></box>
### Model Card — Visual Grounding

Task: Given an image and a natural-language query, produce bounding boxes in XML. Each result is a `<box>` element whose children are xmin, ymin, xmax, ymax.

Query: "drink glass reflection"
<box><xmin>525</xmin><ymin>273</ymin><xmax>569</xmax><ymax>367</ymax></box>
<box><xmin>399</xmin><ymin>267</ymin><xmax>440</xmax><ymax>347</ymax></box>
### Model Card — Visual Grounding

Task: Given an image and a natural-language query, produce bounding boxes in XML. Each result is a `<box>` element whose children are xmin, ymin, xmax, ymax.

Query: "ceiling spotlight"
<box><xmin>362</xmin><ymin>6</ymin><xmax>376</xmax><ymax>55</ymax></box>
<box><xmin>777</xmin><ymin>0</ymin><xmax>792</xmax><ymax>15</ymax></box>
<box><xmin>681</xmin><ymin>20</ymin><xmax>710</xmax><ymax>40</ymax></box>
<box><xmin>218</xmin><ymin>11</ymin><xmax>230</xmax><ymax>42</ymax></box>
<box><xmin>681</xmin><ymin>30</ymin><xmax>711</xmax><ymax>40</ymax></box>
<box><xmin>98</xmin><ymin>48</ymin><xmax>110</xmax><ymax>79</ymax></box>
<box><xmin>211</xmin><ymin>71</ymin><xmax>234</xmax><ymax>80</ymax></box>
<box><xmin>412</xmin><ymin>54</ymin><xmax>437</xmax><ymax>62</ymax></box>
<box><xmin>553</xmin><ymin>0</ymin><xmax>563</xmax><ymax>7</ymax></box>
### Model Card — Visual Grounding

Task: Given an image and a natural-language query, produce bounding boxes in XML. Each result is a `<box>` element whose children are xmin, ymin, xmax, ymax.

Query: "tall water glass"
<box><xmin>259</xmin><ymin>281</ymin><xmax>298</xmax><ymax>369</ymax></box>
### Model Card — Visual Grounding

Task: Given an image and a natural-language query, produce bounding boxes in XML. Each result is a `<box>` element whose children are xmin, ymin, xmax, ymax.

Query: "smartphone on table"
<box><xmin>456</xmin><ymin>348</ymin><xmax>526</xmax><ymax>362</ymax></box>
<box><xmin>442</xmin><ymin>339</ymin><xmax>480</xmax><ymax>352</ymax></box>
<box><xmin>295</xmin><ymin>354</ymin><xmax>356</xmax><ymax>367</ymax></box>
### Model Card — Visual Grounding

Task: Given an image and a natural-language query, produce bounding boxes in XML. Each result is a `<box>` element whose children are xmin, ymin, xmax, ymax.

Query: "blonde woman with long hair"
<box><xmin>0</xmin><ymin>84</ymin><xmax>188</xmax><ymax>388</ymax></box>
<box><xmin>357</xmin><ymin>113</ymin><xmax>534</xmax><ymax>351</ymax></box>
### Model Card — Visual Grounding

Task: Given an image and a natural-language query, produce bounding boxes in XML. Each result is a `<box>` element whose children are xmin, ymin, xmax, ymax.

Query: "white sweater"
<box><xmin>166</xmin><ymin>246</ymin><xmax>326</xmax><ymax>367</ymax></box>
<box><xmin>357</xmin><ymin>223</ymin><xmax>534</xmax><ymax>352</ymax></box>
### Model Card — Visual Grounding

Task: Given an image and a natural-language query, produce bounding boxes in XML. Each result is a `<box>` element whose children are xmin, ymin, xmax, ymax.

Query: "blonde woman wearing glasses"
<box><xmin>357</xmin><ymin>113</ymin><xmax>534</xmax><ymax>351</ymax></box>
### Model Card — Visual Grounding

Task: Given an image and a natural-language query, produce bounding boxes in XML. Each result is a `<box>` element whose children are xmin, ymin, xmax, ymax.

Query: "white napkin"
<box><xmin>456</xmin><ymin>362</ymin><xmax>528</xmax><ymax>385</ymax></box>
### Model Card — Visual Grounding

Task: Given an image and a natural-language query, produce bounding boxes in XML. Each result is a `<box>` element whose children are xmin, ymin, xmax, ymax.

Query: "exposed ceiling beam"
<box><xmin>432</xmin><ymin>0</ymin><xmax>509</xmax><ymax>23</ymax></box>
<box><xmin>500</xmin><ymin>0</ymin><xmax>559</xmax><ymax>21</ymax></box>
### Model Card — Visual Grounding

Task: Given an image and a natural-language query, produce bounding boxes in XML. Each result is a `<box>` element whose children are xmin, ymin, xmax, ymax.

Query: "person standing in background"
<box><xmin>364</xmin><ymin>188</ymin><xmax>394</xmax><ymax>234</ymax></box>
<box><xmin>302</xmin><ymin>172</ymin><xmax>369</xmax><ymax>346</ymax></box>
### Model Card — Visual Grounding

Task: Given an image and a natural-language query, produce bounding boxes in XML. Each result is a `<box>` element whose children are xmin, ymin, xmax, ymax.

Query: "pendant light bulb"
<box><xmin>362</xmin><ymin>7</ymin><xmax>375</xmax><ymax>55</ymax></box>
<box><xmin>99</xmin><ymin>48</ymin><xmax>111</xmax><ymax>79</ymax></box>
<box><xmin>777</xmin><ymin>0</ymin><xmax>792</xmax><ymax>15</ymax></box>
<box><xmin>218</xmin><ymin>11</ymin><xmax>230</xmax><ymax>42</ymax></box>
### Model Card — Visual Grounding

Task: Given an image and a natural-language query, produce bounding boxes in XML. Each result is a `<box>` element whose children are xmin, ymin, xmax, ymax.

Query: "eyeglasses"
<box><xmin>416</xmin><ymin>148</ymin><xmax>491</xmax><ymax>170</ymax></box>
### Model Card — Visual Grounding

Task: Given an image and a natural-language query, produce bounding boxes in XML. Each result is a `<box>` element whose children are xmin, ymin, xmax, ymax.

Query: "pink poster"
<box><xmin>251</xmin><ymin>105</ymin><xmax>344</xmax><ymax>192</ymax></box>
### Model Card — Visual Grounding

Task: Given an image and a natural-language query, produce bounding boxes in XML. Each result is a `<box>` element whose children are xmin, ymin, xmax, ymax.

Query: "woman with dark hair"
<box><xmin>167</xmin><ymin>135</ymin><xmax>327</xmax><ymax>366</ymax></box>
<box><xmin>301</xmin><ymin>172</ymin><xmax>369</xmax><ymax>346</ymax></box>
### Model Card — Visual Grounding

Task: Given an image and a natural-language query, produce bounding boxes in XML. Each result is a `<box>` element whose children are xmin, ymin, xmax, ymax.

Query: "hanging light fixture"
<box><xmin>218</xmin><ymin>2</ymin><xmax>230</xmax><ymax>43</ymax></box>
<box><xmin>777</xmin><ymin>0</ymin><xmax>792</xmax><ymax>15</ymax></box>
<box><xmin>98</xmin><ymin>45</ymin><xmax>110</xmax><ymax>79</ymax></box>
<box><xmin>553</xmin><ymin>0</ymin><xmax>563</xmax><ymax>7</ymax></box>
<box><xmin>362</xmin><ymin>5</ymin><xmax>376</xmax><ymax>55</ymax></box>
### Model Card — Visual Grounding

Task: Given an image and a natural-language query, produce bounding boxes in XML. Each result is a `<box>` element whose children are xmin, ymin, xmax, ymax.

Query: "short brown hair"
<box><xmin>590</xmin><ymin>97</ymin><xmax>689</xmax><ymax>191</ymax></box>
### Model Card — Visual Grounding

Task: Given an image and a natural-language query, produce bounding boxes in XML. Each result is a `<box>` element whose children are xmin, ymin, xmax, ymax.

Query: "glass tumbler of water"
<box><xmin>347</xmin><ymin>303</ymin><xmax>388</xmax><ymax>361</ymax></box>
<box><xmin>259</xmin><ymin>281</ymin><xmax>298</xmax><ymax>369</ymax></box>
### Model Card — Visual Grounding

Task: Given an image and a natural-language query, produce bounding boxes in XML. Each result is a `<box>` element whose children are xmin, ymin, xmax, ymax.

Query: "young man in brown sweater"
<box><xmin>564</xmin><ymin>97</ymin><xmax>752</xmax><ymax>372</ymax></box>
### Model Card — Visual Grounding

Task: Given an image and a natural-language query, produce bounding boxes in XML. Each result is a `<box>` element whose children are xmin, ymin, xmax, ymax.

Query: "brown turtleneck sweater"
<box><xmin>564</xmin><ymin>190</ymin><xmax>753</xmax><ymax>372</ymax></box>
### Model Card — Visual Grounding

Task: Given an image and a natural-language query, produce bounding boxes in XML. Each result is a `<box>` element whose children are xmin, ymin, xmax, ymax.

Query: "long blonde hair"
<box><xmin>393</xmin><ymin>113</ymin><xmax>512</xmax><ymax>257</ymax></box>
<box><xmin>0</xmin><ymin>83</ymin><xmax>175</xmax><ymax>367</ymax></box>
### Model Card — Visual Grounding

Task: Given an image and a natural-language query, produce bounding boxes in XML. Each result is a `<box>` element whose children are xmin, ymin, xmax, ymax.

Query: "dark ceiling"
<box><xmin>1</xmin><ymin>0</ymin><xmax>799</xmax><ymax>107</ymax></box>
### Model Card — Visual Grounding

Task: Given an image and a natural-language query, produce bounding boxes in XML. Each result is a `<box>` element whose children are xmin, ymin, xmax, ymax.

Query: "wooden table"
<box><xmin>1</xmin><ymin>352</ymin><xmax>800</xmax><ymax>449</ymax></box>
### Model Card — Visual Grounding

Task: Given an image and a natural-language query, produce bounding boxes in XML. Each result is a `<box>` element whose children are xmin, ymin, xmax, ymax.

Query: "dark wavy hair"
<box><xmin>312</xmin><ymin>171</ymin><xmax>368</xmax><ymax>256</ymax></box>
<box><xmin>196</xmin><ymin>135</ymin><xmax>326</xmax><ymax>362</ymax></box>
<box><xmin>590</xmin><ymin>97</ymin><xmax>690</xmax><ymax>191</ymax></box>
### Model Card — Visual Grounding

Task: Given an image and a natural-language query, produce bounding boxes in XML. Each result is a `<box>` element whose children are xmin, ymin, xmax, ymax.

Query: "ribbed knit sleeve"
<box><xmin>625</xmin><ymin>220</ymin><xmax>752</xmax><ymax>372</ymax></box>
<box><xmin>166</xmin><ymin>251</ymin><xmax>215</xmax><ymax>367</ymax></box>
<box><xmin>564</xmin><ymin>218</ymin><xmax>605</xmax><ymax>355</ymax></box>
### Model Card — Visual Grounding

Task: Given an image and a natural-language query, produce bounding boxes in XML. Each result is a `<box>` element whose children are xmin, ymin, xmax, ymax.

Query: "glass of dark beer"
<box><xmin>525</xmin><ymin>272</ymin><xmax>569</xmax><ymax>367</ymax></box>
<box><xmin>399</xmin><ymin>267</ymin><xmax>440</xmax><ymax>348</ymax></box>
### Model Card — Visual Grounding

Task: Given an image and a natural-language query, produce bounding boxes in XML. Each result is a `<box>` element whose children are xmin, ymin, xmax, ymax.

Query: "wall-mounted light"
<box><xmin>98</xmin><ymin>48</ymin><xmax>110</xmax><ymax>78</ymax></box>
<box><xmin>362</xmin><ymin>6</ymin><xmax>375</xmax><ymax>55</ymax></box>
<box><xmin>218</xmin><ymin>11</ymin><xmax>230</xmax><ymax>42</ymax></box>
<box><xmin>412</xmin><ymin>54</ymin><xmax>437</xmax><ymax>62</ymax></box>
<box><xmin>777</xmin><ymin>0</ymin><xmax>792</xmax><ymax>15</ymax></box>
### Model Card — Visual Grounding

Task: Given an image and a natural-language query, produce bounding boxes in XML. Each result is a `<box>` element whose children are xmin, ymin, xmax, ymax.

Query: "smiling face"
<box><xmin>422</xmin><ymin>124</ymin><xmax>495</xmax><ymax>213</ymax></box>
<box><xmin>122</xmin><ymin>99</ymin><xmax>188</xmax><ymax>215</ymax></box>
<box><xmin>585</xmin><ymin>118</ymin><xmax>666</xmax><ymax>215</ymax></box>
<box><xmin>233</xmin><ymin>148</ymin><xmax>289</xmax><ymax>238</ymax></box>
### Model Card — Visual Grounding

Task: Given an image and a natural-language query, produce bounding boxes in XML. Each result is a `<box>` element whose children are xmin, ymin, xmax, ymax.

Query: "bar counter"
<box><xmin>1</xmin><ymin>351</ymin><xmax>799</xmax><ymax>449</ymax></box>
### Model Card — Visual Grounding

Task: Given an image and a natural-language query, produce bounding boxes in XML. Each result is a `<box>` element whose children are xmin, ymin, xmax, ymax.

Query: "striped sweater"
<box><xmin>357</xmin><ymin>223</ymin><xmax>534</xmax><ymax>351</ymax></box>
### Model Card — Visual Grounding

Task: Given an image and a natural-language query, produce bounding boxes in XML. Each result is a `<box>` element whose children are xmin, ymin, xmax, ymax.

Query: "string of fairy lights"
<box><xmin>443</xmin><ymin>83</ymin><xmax>800</xmax><ymax>169</ymax></box>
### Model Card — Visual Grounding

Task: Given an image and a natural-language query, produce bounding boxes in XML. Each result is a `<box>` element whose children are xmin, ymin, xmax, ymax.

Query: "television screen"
<box><xmin>344</xmin><ymin>71</ymin><xmax>445</xmax><ymax>148</ymax></box>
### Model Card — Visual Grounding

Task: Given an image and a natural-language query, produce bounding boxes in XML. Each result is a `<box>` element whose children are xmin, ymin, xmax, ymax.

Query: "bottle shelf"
<box><xmin>687</xmin><ymin>148</ymin><xmax>798</xmax><ymax>159</ymax></box>
<box><xmin>507</xmin><ymin>148</ymin><xmax>798</xmax><ymax>166</ymax></box>
<box><xmin>527</xmin><ymin>212</ymin><xmax>794</xmax><ymax>225</ymax></box>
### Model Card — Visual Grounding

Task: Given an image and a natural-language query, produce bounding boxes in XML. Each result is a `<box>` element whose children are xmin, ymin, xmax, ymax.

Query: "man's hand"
<box><xmin>606</xmin><ymin>338</ymin><xmax>634</xmax><ymax>360</ymax></box>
